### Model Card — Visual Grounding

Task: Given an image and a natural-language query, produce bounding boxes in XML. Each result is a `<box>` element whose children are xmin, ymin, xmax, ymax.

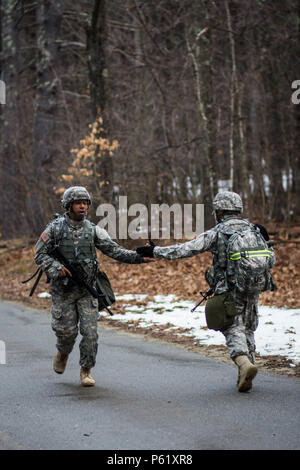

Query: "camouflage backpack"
<box><xmin>217</xmin><ymin>219</ymin><xmax>275</xmax><ymax>296</ymax></box>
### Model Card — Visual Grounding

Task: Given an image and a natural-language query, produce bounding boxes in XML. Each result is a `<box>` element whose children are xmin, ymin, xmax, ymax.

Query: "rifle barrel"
<box><xmin>191</xmin><ymin>288</ymin><xmax>214</xmax><ymax>313</ymax></box>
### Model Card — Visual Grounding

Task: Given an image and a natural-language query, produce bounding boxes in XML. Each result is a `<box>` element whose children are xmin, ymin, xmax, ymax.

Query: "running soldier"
<box><xmin>137</xmin><ymin>191</ymin><xmax>275</xmax><ymax>392</ymax></box>
<box><xmin>35</xmin><ymin>186</ymin><xmax>152</xmax><ymax>387</ymax></box>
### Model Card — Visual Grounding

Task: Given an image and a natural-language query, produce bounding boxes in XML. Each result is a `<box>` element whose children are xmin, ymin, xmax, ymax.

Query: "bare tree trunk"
<box><xmin>293</xmin><ymin>100</ymin><xmax>300</xmax><ymax>219</ymax></box>
<box><xmin>0</xmin><ymin>0</ymin><xmax>28</xmax><ymax>238</ymax></box>
<box><xmin>237</xmin><ymin>84</ymin><xmax>250</xmax><ymax>214</ymax></box>
<box><xmin>86</xmin><ymin>0</ymin><xmax>113</xmax><ymax>208</ymax></box>
<box><xmin>292</xmin><ymin>0</ymin><xmax>300</xmax><ymax>218</ymax></box>
<box><xmin>27</xmin><ymin>0</ymin><xmax>62</xmax><ymax>234</ymax></box>
<box><xmin>185</xmin><ymin>21</ymin><xmax>216</xmax><ymax>228</ymax></box>
<box><xmin>268</xmin><ymin>87</ymin><xmax>286</xmax><ymax>222</ymax></box>
<box><xmin>225</xmin><ymin>0</ymin><xmax>236</xmax><ymax>191</ymax></box>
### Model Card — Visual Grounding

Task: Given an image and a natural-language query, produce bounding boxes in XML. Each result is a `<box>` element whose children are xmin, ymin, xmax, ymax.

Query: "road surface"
<box><xmin>0</xmin><ymin>300</ymin><xmax>299</xmax><ymax>450</ymax></box>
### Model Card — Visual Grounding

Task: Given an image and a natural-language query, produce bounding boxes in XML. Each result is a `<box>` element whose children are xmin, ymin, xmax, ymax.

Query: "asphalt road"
<box><xmin>0</xmin><ymin>299</ymin><xmax>299</xmax><ymax>451</ymax></box>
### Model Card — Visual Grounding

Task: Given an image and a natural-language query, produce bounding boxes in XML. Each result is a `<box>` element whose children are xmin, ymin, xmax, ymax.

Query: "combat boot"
<box><xmin>53</xmin><ymin>352</ymin><xmax>68</xmax><ymax>374</ymax></box>
<box><xmin>234</xmin><ymin>355</ymin><xmax>258</xmax><ymax>392</ymax></box>
<box><xmin>80</xmin><ymin>367</ymin><xmax>95</xmax><ymax>387</ymax></box>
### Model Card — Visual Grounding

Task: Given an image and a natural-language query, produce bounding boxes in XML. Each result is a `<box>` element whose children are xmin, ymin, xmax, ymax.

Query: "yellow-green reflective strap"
<box><xmin>230</xmin><ymin>249</ymin><xmax>272</xmax><ymax>261</ymax></box>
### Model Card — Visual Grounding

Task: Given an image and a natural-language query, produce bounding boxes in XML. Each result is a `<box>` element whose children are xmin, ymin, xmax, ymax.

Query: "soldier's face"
<box><xmin>215</xmin><ymin>210</ymin><xmax>224</xmax><ymax>223</ymax></box>
<box><xmin>69</xmin><ymin>200</ymin><xmax>89</xmax><ymax>220</ymax></box>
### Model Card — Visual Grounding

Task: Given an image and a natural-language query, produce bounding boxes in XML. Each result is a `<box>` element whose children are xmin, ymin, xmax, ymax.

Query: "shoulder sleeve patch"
<box><xmin>41</xmin><ymin>232</ymin><xmax>49</xmax><ymax>243</ymax></box>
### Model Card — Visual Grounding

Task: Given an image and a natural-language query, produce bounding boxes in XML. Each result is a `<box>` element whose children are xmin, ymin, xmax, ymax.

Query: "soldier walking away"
<box><xmin>35</xmin><ymin>186</ymin><xmax>152</xmax><ymax>387</ymax></box>
<box><xmin>136</xmin><ymin>191</ymin><xmax>276</xmax><ymax>392</ymax></box>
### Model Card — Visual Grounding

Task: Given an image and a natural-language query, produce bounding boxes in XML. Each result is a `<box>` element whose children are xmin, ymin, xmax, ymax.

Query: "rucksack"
<box><xmin>218</xmin><ymin>219</ymin><xmax>275</xmax><ymax>295</ymax></box>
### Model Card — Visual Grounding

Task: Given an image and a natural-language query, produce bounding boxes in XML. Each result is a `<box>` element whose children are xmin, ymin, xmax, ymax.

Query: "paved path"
<box><xmin>0</xmin><ymin>300</ymin><xmax>299</xmax><ymax>450</ymax></box>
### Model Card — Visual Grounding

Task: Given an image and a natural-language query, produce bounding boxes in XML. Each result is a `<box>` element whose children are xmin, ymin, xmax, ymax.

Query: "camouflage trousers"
<box><xmin>222</xmin><ymin>294</ymin><xmax>259</xmax><ymax>363</ymax></box>
<box><xmin>50</xmin><ymin>282</ymin><xmax>99</xmax><ymax>369</ymax></box>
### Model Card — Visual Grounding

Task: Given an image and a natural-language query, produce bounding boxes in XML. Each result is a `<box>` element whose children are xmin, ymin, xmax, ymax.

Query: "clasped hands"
<box><xmin>136</xmin><ymin>240</ymin><xmax>156</xmax><ymax>263</ymax></box>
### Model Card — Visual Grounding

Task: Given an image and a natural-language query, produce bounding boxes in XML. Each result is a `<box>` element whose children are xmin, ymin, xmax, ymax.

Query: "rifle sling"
<box><xmin>29</xmin><ymin>268</ymin><xmax>43</xmax><ymax>297</ymax></box>
<box><xmin>22</xmin><ymin>267</ymin><xmax>42</xmax><ymax>284</ymax></box>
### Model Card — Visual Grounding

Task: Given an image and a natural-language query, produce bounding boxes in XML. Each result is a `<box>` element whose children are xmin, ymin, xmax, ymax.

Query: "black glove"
<box><xmin>136</xmin><ymin>245</ymin><xmax>154</xmax><ymax>258</ymax></box>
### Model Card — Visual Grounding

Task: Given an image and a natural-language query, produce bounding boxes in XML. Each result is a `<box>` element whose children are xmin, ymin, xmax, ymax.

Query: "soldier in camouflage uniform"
<box><xmin>137</xmin><ymin>191</ymin><xmax>275</xmax><ymax>392</ymax></box>
<box><xmin>35</xmin><ymin>186</ymin><xmax>150</xmax><ymax>387</ymax></box>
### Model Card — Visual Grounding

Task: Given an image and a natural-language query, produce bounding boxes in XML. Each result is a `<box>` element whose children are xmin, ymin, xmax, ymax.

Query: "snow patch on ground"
<box><xmin>38</xmin><ymin>291</ymin><xmax>300</xmax><ymax>365</ymax></box>
<box><xmin>105</xmin><ymin>294</ymin><xmax>300</xmax><ymax>365</ymax></box>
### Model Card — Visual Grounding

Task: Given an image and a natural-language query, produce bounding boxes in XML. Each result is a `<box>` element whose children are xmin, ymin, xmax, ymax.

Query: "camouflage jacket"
<box><xmin>154</xmin><ymin>215</ymin><xmax>275</xmax><ymax>295</ymax></box>
<box><xmin>34</xmin><ymin>214</ymin><xmax>143</xmax><ymax>282</ymax></box>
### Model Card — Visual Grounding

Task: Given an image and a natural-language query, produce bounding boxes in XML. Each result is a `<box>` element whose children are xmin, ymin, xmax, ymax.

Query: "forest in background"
<box><xmin>0</xmin><ymin>0</ymin><xmax>299</xmax><ymax>240</ymax></box>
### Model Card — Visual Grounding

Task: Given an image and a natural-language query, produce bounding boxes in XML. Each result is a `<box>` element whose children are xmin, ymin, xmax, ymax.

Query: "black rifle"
<box><xmin>191</xmin><ymin>288</ymin><xmax>214</xmax><ymax>313</ymax></box>
<box><xmin>51</xmin><ymin>246</ymin><xmax>114</xmax><ymax>316</ymax></box>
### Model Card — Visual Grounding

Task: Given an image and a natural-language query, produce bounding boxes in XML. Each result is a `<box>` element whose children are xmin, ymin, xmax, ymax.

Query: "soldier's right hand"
<box><xmin>59</xmin><ymin>266</ymin><xmax>72</xmax><ymax>277</ymax></box>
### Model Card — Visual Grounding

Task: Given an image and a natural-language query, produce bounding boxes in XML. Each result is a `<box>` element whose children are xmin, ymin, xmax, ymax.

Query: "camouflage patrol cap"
<box><xmin>213</xmin><ymin>191</ymin><xmax>243</xmax><ymax>213</ymax></box>
<box><xmin>61</xmin><ymin>186</ymin><xmax>91</xmax><ymax>209</ymax></box>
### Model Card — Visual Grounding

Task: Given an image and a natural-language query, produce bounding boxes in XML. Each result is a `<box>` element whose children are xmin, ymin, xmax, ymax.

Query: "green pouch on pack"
<box><xmin>96</xmin><ymin>270</ymin><xmax>116</xmax><ymax>311</ymax></box>
<box><xmin>205</xmin><ymin>292</ymin><xmax>237</xmax><ymax>331</ymax></box>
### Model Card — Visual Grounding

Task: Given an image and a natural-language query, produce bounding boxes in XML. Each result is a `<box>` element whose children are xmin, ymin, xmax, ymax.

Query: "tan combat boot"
<box><xmin>234</xmin><ymin>355</ymin><xmax>258</xmax><ymax>392</ymax></box>
<box><xmin>53</xmin><ymin>352</ymin><xmax>68</xmax><ymax>374</ymax></box>
<box><xmin>80</xmin><ymin>367</ymin><xmax>95</xmax><ymax>387</ymax></box>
